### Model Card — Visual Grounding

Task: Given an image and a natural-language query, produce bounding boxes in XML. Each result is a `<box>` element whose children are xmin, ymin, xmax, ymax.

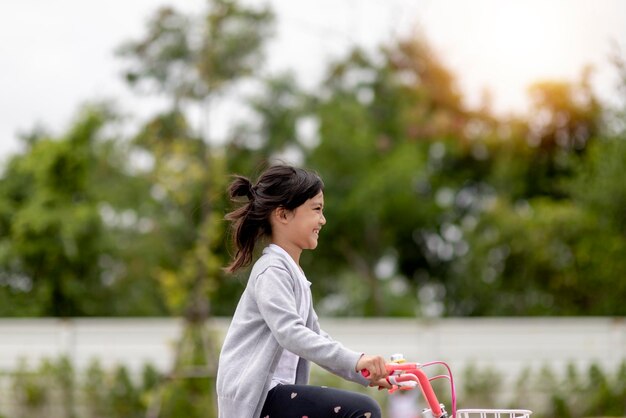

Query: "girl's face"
<box><xmin>286</xmin><ymin>191</ymin><xmax>326</xmax><ymax>251</ymax></box>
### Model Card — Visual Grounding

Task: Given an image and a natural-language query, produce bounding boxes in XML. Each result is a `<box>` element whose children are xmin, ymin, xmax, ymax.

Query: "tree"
<box><xmin>0</xmin><ymin>105</ymin><xmax>166</xmax><ymax>316</ymax></box>
<box><xmin>117</xmin><ymin>0</ymin><xmax>275</xmax><ymax>318</ymax></box>
<box><xmin>298</xmin><ymin>38</ymin><xmax>473</xmax><ymax>315</ymax></box>
<box><xmin>118</xmin><ymin>0</ymin><xmax>274</xmax><ymax>107</ymax></box>
<box><xmin>440</xmin><ymin>67</ymin><xmax>624</xmax><ymax>316</ymax></box>
<box><xmin>117</xmin><ymin>1</ymin><xmax>275</xmax><ymax>415</ymax></box>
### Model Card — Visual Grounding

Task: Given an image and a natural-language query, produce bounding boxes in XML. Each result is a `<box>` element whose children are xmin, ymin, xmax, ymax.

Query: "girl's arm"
<box><xmin>254</xmin><ymin>266</ymin><xmax>386</xmax><ymax>383</ymax></box>
<box><xmin>312</xmin><ymin>310</ymin><xmax>387</xmax><ymax>382</ymax></box>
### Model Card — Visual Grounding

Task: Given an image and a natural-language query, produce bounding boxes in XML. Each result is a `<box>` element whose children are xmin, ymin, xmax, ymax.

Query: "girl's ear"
<box><xmin>274</xmin><ymin>206</ymin><xmax>290</xmax><ymax>224</ymax></box>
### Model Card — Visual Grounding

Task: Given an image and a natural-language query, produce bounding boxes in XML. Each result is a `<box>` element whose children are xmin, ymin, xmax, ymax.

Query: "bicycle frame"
<box><xmin>362</xmin><ymin>360</ymin><xmax>453</xmax><ymax>418</ymax></box>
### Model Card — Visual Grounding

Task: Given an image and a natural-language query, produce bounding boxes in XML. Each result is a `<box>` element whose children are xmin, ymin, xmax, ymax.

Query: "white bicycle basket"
<box><xmin>456</xmin><ymin>409</ymin><xmax>532</xmax><ymax>418</ymax></box>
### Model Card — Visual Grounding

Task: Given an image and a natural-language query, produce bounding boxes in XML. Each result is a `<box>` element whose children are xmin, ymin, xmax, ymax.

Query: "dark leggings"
<box><xmin>260</xmin><ymin>384</ymin><xmax>382</xmax><ymax>418</ymax></box>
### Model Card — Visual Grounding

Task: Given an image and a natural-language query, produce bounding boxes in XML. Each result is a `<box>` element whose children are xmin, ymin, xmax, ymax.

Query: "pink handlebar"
<box><xmin>361</xmin><ymin>361</ymin><xmax>453</xmax><ymax>418</ymax></box>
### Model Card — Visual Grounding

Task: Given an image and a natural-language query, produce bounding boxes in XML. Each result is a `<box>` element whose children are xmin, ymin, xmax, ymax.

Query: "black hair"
<box><xmin>224</xmin><ymin>164</ymin><xmax>324</xmax><ymax>273</ymax></box>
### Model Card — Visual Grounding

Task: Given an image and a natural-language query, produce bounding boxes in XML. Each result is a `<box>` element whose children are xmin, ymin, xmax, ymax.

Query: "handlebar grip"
<box><xmin>360</xmin><ymin>366</ymin><xmax>393</xmax><ymax>378</ymax></box>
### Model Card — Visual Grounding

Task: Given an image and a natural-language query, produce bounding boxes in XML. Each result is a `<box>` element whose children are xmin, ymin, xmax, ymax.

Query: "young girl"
<box><xmin>217</xmin><ymin>165</ymin><xmax>389</xmax><ymax>418</ymax></box>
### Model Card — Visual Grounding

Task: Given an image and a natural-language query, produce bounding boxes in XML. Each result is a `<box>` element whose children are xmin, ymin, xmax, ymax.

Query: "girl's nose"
<box><xmin>320</xmin><ymin>213</ymin><xmax>327</xmax><ymax>225</ymax></box>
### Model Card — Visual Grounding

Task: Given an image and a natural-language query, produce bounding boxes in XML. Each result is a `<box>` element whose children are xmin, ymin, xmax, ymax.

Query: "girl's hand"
<box><xmin>369</xmin><ymin>378</ymin><xmax>392</xmax><ymax>390</ymax></box>
<box><xmin>356</xmin><ymin>354</ymin><xmax>388</xmax><ymax>381</ymax></box>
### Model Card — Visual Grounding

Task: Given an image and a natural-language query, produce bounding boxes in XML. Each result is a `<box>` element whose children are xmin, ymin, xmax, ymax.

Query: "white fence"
<box><xmin>1</xmin><ymin>317</ymin><xmax>625</xmax><ymax>415</ymax></box>
<box><xmin>1</xmin><ymin>316</ymin><xmax>624</xmax><ymax>377</ymax></box>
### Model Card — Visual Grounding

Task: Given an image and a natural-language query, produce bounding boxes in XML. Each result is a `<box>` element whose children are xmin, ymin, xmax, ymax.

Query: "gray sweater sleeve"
<box><xmin>254</xmin><ymin>265</ymin><xmax>367</xmax><ymax>383</ymax></box>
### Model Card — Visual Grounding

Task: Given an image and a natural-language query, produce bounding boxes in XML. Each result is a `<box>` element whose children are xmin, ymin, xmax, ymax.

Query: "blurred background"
<box><xmin>1</xmin><ymin>0</ymin><xmax>626</xmax><ymax>417</ymax></box>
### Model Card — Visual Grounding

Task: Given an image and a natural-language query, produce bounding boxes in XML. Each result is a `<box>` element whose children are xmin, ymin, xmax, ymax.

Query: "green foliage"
<box><xmin>570</xmin><ymin>134</ymin><xmax>626</xmax><ymax>234</ymax></box>
<box><xmin>9</xmin><ymin>357</ymin><xmax>77</xmax><ymax>418</ymax></box>
<box><xmin>460</xmin><ymin>363</ymin><xmax>503</xmax><ymax>407</ymax></box>
<box><xmin>457</xmin><ymin>361</ymin><xmax>626</xmax><ymax>418</ymax></box>
<box><xmin>2</xmin><ymin>0</ymin><xmax>626</xmax><ymax>320</ymax></box>
<box><xmin>11</xmin><ymin>359</ymin><xmax>48</xmax><ymax>417</ymax></box>
<box><xmin>115</xmin><ymin>0</ymin><xmax>276</xmax><ymax>319</ymax></box>
<box><xmin>82</xmin><ymin>360</ymin><xmax>163</xmax><ymax>418</ymax></box>
<box><xmin>0</xmin><ymin>105</ymin><xmax>172</xmax><ymax>316</ymax></box>
<box><xmin>50</xmin><ymin>356</ymin><xmax>77</xmax><ymax>418</ymax></box>
<box><xmin>302</xmin><ymin>44</ymin><xmax>450</xmax><ymax>315</ymax></box>
<box><xmin>142</xmin><ymin>322</ymin><xmax>218</xmax><ymax>418</ymax></box>
<box><xmin>142</xmin><ymin>362</ymin><xmax>161</xmax><ymax>393</ymax></box>
<box><xmin>9</xmin><ymin>0</ymin><xmax>626</xmax><ymax>415</ymax></box>
<box><xmin>6</xmin><ymin>357</ymin><xmax>153</xmax><ymax>418</ymax></box>
<box><xmin>0</xmin><ymin>107</ymin><xmax>112</xmax><ymax>316</ymax></box>
<box><xmin>109</xmin><ymin>366</ymin><xmax>143</xmax><ymax>418</ymax></box>
<box><xmin>158</xmin><ymin>376</ymin><xmax>215</xmax><ymax>418</ymax></box>
<box><xmin>2</xmin><ymin>356</ymin><xmax>626</xmax><ymax>418</ymax></box>
<box><xmin>83</xmin><ymin>360</ymin><xmax>111</xmax><ymax>417</ymax></box>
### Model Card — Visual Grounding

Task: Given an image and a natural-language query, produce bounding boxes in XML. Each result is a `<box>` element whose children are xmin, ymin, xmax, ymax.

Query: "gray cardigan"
<box><xmin>216</xmin><ymin>245</ymin><xmax>368</xmax><ymax>418</ymax></box>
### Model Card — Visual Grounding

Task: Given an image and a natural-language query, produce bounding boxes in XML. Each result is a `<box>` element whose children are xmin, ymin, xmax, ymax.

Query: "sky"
<box><xmin>1</xmin><ymin>0</ymin><xmax>625</xmax><ymax>164</ymax></box>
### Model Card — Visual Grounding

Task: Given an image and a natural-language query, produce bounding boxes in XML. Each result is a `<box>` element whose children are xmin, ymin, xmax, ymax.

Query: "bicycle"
<box><xmin>361</xmin><ymin>354</ymin><xmax>532</xmax><ymax>418</ymax></box>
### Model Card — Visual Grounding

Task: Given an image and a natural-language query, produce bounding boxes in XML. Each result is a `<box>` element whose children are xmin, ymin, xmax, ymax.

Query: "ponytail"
<box><xmin>224</xmin><ymin>175</ymin><xmax>265</xmax><ymax>273</ymax></box>
<box><xmin>224</xmin><ymin>165</ymin><xmax>324</xmax><ymax>273</ymax></box>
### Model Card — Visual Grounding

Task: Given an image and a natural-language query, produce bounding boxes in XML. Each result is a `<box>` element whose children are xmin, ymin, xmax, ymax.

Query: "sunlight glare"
<box><xmin>417</xmin><ymin>0</ymin><xmax>610</xmax><ymax>114</ymax></box>
<box><xmin>469</xmin><ymin>2</ymin><xmax>581</xmax><ymax>112</ymax></box>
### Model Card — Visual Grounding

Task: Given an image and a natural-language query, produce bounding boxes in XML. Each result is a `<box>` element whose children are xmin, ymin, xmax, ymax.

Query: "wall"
<box><xmin>1</xmin><ymin>317</ymin><xmax>625</xmax><ymax>414</ymax></box>
<box><xmin>1</xmin><ymin>316</ymin><xmax>624</xmax><ymax>378</ymax></box>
